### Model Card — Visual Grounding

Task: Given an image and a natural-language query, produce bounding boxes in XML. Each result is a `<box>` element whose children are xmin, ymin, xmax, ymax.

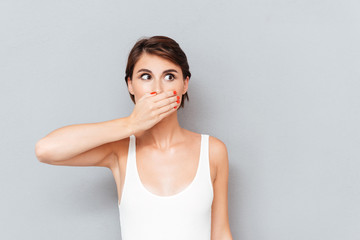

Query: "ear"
<box><xmin>127</xmin><ymin>77</ymin><xmax>134</xmax><ymax>95</ymax></box>
<box><xmin>182</xmin><ymin>76</ymin><xmax>189</xmax><ymax>95</ymax></box>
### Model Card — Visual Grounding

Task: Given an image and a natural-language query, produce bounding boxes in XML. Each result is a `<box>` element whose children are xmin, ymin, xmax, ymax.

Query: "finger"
<box><xmin>154</xmin><ymin>100</ymin><xmax>179</xmax><ymax>116</ymax></box>
<box><xmin>154</xmin><ymin>95</ymin><xmax>179</xmax><ymax>109</ymax></box>
<box><xmin>158</xmin><ymin>102</ymin><xmax>179</xmax><ymax>119</ymax></box>
<box><xmin>138</xmin><ymin>91</ymin><xmax>160</xmax><ymax>102</ymax></box>
<box><xmin>150</xmin><ymin>90</ymin><xmax>177</xmax><ymax>103</ymax></box>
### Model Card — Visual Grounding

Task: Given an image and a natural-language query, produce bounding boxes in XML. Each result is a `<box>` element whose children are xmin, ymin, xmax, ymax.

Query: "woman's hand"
<box><xmin>128</xmin><ymin>90</ymin><xmax>180</xmax><ymax>135</ymax></box>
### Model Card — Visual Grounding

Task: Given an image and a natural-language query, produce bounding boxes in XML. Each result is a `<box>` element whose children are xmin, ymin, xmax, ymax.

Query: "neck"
<box><xmin>136</xmin><ymin>111</ymin><xmax>184</xmax><ymax>150</ymax></box>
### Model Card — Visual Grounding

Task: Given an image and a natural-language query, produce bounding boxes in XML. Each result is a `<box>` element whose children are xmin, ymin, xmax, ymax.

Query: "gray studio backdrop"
<box><xmin>1</xmin><ymin>0</ymin><xmax>359</xmax><ymax>239</ymax></box>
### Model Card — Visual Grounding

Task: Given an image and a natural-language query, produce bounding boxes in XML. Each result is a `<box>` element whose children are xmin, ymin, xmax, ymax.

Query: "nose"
<box><xmin>153</xmin><ymin>77</ymin><xmax>164</xmax><ymax>93</ymax></box>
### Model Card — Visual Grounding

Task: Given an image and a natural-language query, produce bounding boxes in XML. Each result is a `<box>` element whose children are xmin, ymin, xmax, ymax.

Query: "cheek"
<box><xmin>173</xmin><ymin>79</ymin><xmax>184</xmax><ymax>87</ymax></box>
<box><xmin>132</xmin><ymin>86</ymin><xmax>154</xmax><ymax>102</ymax></box>
<box><xmin>176</xmin><ymin>81</ymin><xmax>186</xmax><ymax>91</ymax></box>
<box><xmin>132</xmin><ymin>81</ymin><xmax>151</xmax><ymax>93</ymax></box>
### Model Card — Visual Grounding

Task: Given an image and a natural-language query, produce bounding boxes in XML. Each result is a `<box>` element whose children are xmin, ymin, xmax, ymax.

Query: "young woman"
<box><xmin>35</xmin><ymin>36</ymin><xmax>233</xmax><ymax>240</ymax></box>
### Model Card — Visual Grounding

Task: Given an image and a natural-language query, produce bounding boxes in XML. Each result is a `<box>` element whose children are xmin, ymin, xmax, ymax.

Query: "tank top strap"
<box><xmin>127</xmin><ymin>134</ymin><xmax>137</xmax><ymax>181</ymax></box>
<box><xmin>118</xmin><ymin>134</ymin><xmax>137</xmax><ymax>206</ymax></box>
<box><xmin>198</xmin><ymin>134</ymin><xmax>211</xmax><ymax>185</ymax></box>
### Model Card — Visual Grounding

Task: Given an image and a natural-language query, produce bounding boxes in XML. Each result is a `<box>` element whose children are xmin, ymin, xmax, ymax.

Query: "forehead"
<box><xmin>133</xmin><ymin>53</ymin><xmax>181</xmax><ymax>71</ymax></box>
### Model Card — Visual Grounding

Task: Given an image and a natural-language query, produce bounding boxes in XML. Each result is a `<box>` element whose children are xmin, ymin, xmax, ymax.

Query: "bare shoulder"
<box><xmin>183</xmin><ymin>129</ymin><xmax>228</xmax><ymax>165</ymax></box>
<box><xmin>209</xmin><ymin>135</ymin><xmax>228</xmax><ymax>160</ymax></box>
<box><xmin>208</xmin><ymin>135</ymin><xmax>229</xmax><ymax>179</ymax></box>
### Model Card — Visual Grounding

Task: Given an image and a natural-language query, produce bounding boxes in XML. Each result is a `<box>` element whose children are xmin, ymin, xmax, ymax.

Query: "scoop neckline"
<box><xmin>133</xmin><ymin>134</ymin><xmax>203</xmax><ymax>199</ymax></box>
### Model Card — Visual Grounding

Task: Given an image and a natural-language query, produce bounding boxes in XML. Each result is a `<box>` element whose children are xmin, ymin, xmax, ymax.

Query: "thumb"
<box><xmin>146</xmin><ymin>90</ymin><xmax>159</xmax><ymax>98</ymax></box>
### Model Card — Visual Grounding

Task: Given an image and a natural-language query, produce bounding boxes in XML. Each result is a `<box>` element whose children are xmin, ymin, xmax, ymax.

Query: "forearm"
<box><xmin>35</xmin><ymin>117</ymin><xmax>134</xmax><ymax>162</ymax></box>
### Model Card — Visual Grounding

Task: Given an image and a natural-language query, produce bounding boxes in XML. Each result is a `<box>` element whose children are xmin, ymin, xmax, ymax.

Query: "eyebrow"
<box><xmin>136</xmin><ymin>68</ymin><xmax>178</xmax><ymax>74</ymax></box>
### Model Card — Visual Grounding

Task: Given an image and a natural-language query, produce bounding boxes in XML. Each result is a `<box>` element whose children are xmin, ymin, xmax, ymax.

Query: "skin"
<box><xmin>35</xmin><ymin>52</ymin><xmax>233</xmax><ymax>239</ymax></box>
<box><xmin>112</xmin><ymin>53</ymin><xmax>233</xmax><ymax>239</ymax></box>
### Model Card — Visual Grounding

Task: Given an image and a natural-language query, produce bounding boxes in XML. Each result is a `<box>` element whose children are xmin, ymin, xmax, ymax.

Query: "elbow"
<box><xmin>35</xmin><ymin>139</ymin><xmax>52</xmax><ymax>163</ymax></box>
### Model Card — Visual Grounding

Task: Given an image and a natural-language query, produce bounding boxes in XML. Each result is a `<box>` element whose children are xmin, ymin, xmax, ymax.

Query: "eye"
<box><xmin>164</xmin><ymin>74</ymin><xmax>175</xmax><ymax>81</ymax></box>
<box><xmin>140</xmin><ymin>73</ymin><xmax>151</xmax><ymax>80</ymax></box>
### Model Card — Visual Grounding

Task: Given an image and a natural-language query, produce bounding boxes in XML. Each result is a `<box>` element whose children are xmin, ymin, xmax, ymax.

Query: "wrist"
<box><xmin>125</xmin><ymin>115</ymin><xmax>136</xmax><ymax>136</ymax></box>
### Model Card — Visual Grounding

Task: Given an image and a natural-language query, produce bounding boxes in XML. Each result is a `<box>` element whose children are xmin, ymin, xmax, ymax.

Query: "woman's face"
<box><xmin>127</xmin><ymin>53</ymin><xmax>189</xmax><ymax>103</ymax></box>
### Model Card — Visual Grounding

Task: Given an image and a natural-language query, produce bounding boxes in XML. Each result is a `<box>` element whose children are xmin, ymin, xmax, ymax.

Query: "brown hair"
<box><xmin>124</xmin><ymin>36</ymin><xmax>191</xmax><ymax>109</ymax></box>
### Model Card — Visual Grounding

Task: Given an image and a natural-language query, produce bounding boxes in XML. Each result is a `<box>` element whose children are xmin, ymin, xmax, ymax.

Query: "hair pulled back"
<box><xmin>125</xmin><ymin>36</ymin><xmax>191</xmax><ymax>109</ymax></box>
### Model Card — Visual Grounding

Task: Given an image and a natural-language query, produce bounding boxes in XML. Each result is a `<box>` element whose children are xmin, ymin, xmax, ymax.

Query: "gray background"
<box><xmin>1</xmin><ymin>0</ymin><xmax>359</xmax><ymax>239</ymax></box>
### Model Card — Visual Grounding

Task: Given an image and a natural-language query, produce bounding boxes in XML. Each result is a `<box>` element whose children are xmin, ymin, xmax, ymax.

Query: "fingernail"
<box><xmin>173</xmin><ymin>90</ymin><xmax>177</xmax><ymax>95</ymax></box>
<box><xmin>151</xmin><ymin>91</ymin><xmax>156</xmax><ymax>95</ymax></box>
<box><xmin>174</xmin><ymin>106</ymin><xmax>177</xmax><ymax>109</ymax></box>
<box><xmin>177</xmin><ymin>96</ymin><xmax>180</xmax><ymax>100</ymax></box>
<box><xmin>176</xmin><ymin>100</ymin><xmax>180</xmax><ymax>103</ymax></box>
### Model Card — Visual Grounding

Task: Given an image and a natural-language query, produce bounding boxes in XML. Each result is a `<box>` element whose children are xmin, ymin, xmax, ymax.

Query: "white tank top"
<box><xmin>118</xmin><ymin>134</ymin><xmax>214</xmax><ymax>240</ymax></box>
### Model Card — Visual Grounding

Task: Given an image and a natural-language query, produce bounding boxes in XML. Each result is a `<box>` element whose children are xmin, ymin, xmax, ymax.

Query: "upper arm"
<box><xmin>210</xmin><ymin>136</ymin><xmax>233</xmax><ymax>240</ymax></box>
<box><xmin>39</xmin><ymin>141</ymin><xmax>119</xmax><ymax>169</ymax></box>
